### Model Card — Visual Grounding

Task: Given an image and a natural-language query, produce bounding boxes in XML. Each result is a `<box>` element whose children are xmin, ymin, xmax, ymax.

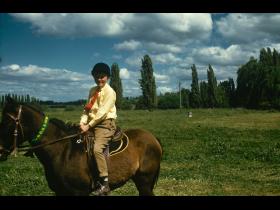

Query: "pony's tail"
<box><xmin>156</xmin><ymin>136</ymin><xmax>163</xmax><ymax>160</ymax></box>
<box><xmin>152</xmin><ymin>163</ymin><xmax>161</xmax><ymax>188</ymax></box>
<box><xmin>152</xmin><ymin>137</ymin><xmax>163</xmax><ymax>188</ymax></box>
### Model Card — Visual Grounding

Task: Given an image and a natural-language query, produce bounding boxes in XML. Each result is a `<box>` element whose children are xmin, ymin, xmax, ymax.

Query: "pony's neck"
<box><xmin>22</xmin><ymin>106</ymin><xmax>76</xmax><ymax>161</ymax></box>
<box><xmin>23</xmin><ymin>112</ymin><xmax>46</xmax><ymax>145</ymax></box>
<box><xmin>31</xmin><ymin>118</ymin><xmax>69</xmax><ymax>165</ymax></box>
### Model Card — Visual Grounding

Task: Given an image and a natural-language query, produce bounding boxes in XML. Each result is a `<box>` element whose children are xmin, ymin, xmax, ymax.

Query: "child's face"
<box><xmin>94</xmin><ymin>74</ymin><xmax>108</xmax><ymax>88</ymax></box>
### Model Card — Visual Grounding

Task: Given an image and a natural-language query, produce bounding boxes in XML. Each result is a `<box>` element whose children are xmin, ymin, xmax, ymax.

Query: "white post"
<box><xmin>179</xmin><ymin>81</ymin><xmax>182</xmax><ymax>109</ymax></box>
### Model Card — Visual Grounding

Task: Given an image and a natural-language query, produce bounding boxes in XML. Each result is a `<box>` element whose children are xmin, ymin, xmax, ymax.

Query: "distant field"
<box><xmin>1</xmin><ymin>107</ymin><xmax>280</xmax><ymax>195</ymax></box>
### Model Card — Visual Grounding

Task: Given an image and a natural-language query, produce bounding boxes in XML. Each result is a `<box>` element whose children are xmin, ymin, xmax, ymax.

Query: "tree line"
<box><xmin>0</xmin><ymin>93</ymin><xmax>40</xmax><ymax>106</ymax></box>
<box><xmin>0</xmin><ymin>94</ymin><xmax>86</xmax><ymax>108</ymax></box>
<box><xmin>236</xmin><ymin>48</ymin><xmax>280</xmax><ymax>109</ymax></box>
<box><xmin>111</xmin><ymin>47</ymin><xmax>280</xmax><ymax>110</ymax></box>
<box><xmin>1</xmin><ymin>47</ymin><xmax>279</xmax><ymax>110</ymax></box>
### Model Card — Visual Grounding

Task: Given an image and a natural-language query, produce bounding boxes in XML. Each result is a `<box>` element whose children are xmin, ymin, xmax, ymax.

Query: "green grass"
<box><xmin>1</xmin><ymin>107</ymin><xmax>280</xmax><ymax>195</ymax></box>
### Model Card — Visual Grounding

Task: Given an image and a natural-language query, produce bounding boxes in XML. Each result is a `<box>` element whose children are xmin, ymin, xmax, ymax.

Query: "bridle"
<box><xmin>5</xmin><ymin>105</ymin><xmax>24</xmax><ymax>156</ymax></box>
<box><xmin>2</xmin><ymin>105</ymin><xmax>82</xmax><ymax>157</ymax></box>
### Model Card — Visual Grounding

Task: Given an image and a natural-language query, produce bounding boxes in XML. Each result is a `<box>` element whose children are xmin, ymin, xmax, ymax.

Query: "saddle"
<box><xmin>111</xmin><ymin>126</ymin><xmax>123</xmax><ymax>142</ymax></box>
<box><xmin>81</xmin><ymin>126</ymin><xmax>129</xmax><ymax>157</ymax></box>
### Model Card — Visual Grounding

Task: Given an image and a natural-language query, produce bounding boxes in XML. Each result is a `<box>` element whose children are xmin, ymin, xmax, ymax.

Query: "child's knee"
<box><xmin>94</xmin><ymin>145</ymin><xmax>103</xmax><ymax>154</ymax></box>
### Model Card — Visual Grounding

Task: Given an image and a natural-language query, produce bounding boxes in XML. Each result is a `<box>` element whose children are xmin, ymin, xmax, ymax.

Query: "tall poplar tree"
<box><xmin>190</xmin><ymin>64</ymin><xmax>201</xmax><ymax>108</ymax></box>
<box><xmin>200</xmin><ymin>81</ymin><xmax>208</xmax><ymax>108</ymax></box>
<box><xmin>110</xmin><ymin>63</ymin><xmax>123</xmax><ymax>109</ymax></box>
<box><xmin>207</xmin><ymin>64</ymin><xmax>218</xmax><ymax>108</ymax></box>
<box><xmin>139</xmin><ymin>55</ymin><xmax>157</xmax><ymax>110</ymax></box>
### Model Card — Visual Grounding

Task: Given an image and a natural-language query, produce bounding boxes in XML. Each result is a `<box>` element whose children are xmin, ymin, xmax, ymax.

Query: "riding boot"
<box><xmin>94</xmin><ymin>176</ymin><xmax>110</xmax><ymax>196</ymax></box>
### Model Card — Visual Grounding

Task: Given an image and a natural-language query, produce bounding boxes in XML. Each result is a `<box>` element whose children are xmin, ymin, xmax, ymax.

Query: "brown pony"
<box><xmin>0</xmin><ymin>97</ymin><xmax>163</xmax><ymax>196</ymax></box>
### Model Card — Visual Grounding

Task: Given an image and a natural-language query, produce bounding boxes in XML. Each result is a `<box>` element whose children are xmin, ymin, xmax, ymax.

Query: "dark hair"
<box><xmin>91</xmin><ymin>63</ymin><xmax>110</xmax><ymax>78</ymax></box>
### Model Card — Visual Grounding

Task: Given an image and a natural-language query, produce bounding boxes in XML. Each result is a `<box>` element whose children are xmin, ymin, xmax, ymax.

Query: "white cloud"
<box><xmin>191</xmin><ymin>45</ymin><xmax>256</xmax><ymax>66</ymax></box>
<box><xmin>153</xmin><ymin>53</ymin><xmax>182</xmax><ymax>64</ymax></box>
<box><xmin>213</xmin><ymin>65</ymin><xmax>237</xmax><ymax>80</ymax></box>
<box><xmin>124</xmin><ymin>52</ymin><xmax>183</xmax><ymax>69</ymax></box>
<box><xmin>216</xmin><ymin>13</ymin><xmax>280</xmax><ymax>43</ymax></box>
<box><xmin>9</xmin><ymin>64</ymin><xmax>20</xmax><ymax>71</ymax></box>
<box><xmin>157</xmin><ymin>86</ymin><xmax>173</xmax><ymax>94</ymax></box>
<box><xmin>121</xmin><ymin>71</ymin><xmax>141</xmax><ymax>96</ymax></box>
<box><xmin>114</xmin><ymin>40</ymin><xmax>142</xmax><ymax>51</ymax></box>
<box><xmin>146</xmin><ymin>42</ymin><xmax>183</xmax><ymax>53</ymax></box>
<box><xmin>11</xmin><ymin>13</ymin><xmax>213</xmax><ymax>44</ymax></box>
<box><xmin>11</xmin><ymin>13</ymin><xmax>132</xmax><ymax>37</ymax></box>
<box><xmin>120</xmin><ymin>68</ymin><xmax>130</xmax><ymax>79</ymax></box>
<box><xmin>1</xmin><ymin>64</ymin><xmax>89</xmax><ymax>82</ymax></box>
<box><xmin>154</xmin><ymin>72</ymin><xmax>170</xmax><ymax>84</ymax></box>
<box><xmin>0</xmin><ymin>64</ymin><xmax>143</xmax><ymax>100</ymax></box>
<box><xmin>0</xmin><ymin>64</ymin><xmax>92</xmax><ymax>101</ymax></box>
<box><xmin>157</xmin><ymin>13</ymin><xmax>212</xmax><ymax>34</ymax></box>
<box><xmin>125</xmin><ymin>54</ymin><xmax>142</xmax><ymax>67</ymax></box>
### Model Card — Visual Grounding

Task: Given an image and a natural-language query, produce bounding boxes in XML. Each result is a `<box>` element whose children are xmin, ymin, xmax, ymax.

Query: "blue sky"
<box><xmin>1</xmin><ymin>13</ymin><xmax>280</xmax><ymax>102</ymax></box>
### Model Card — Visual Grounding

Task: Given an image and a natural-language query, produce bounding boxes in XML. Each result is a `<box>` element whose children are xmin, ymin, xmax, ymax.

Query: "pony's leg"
<box><xmin>132</xmin><ymin>173</ymin><xmax>155</xmax><ymax>196</ymax></box>
<box><xmin>132</xmin><ymin>156</ymin><xmax>161</xmax><ymax>195</ymax></box>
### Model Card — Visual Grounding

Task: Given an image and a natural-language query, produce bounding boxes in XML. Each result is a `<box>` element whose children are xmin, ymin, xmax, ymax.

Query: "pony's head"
<box><xmin>0</xmin><ymin>97</ymin><xmax>21</xmax><ymax>160</ymax></box>
<box><xmin>0</xmin><ymin>121</ymin><xmax>10</xmax><ymax>161</ymax></box>
<box><xmin>0</xmin><ymin>97</ymin><xmax>42</xmax><ymax>161</ymax></box>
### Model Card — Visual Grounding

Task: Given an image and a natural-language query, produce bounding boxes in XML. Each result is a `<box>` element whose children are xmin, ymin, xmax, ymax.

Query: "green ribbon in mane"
<box><xmin>30</xmin><ymin>116</ymin><xmax>49</xmax><ymax>145</ymax></box>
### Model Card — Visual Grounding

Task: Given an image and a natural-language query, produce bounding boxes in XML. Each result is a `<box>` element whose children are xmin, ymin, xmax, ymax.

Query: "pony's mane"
<box><xmin>24</xmin><ymin>103</ymin><xmax>79</xmax><ymax>133</ymax></box>
<box><xmin>49</xmin><ymin>118</ymin><xmax>80</xmax><ymax>133</ymax></box>
<box><xmin>24</xmin><ymin>103</ymin><xmax>45</xmax><ymax>116</ymax></box>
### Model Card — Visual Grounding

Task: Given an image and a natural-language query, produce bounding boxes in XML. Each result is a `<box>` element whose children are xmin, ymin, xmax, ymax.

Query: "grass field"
<box><xmin>1</xmin><ymin>107</ymin><xmax>280</xmax><ymax>195</ymax></box>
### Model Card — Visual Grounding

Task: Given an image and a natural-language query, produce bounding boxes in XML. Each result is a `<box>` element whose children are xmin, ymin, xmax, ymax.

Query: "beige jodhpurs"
<box><xmin>92</xmin><ymin>119</ymin><xmax>116</xmax><ymax>177</ymax></box>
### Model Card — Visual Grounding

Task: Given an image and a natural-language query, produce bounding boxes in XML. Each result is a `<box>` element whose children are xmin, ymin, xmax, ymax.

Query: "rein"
<box><xmin>6</xmin><ymin>105</ymin><xmax>82</xmax><ymax>155</ymax></box>
<box><xmin>18</xmin><ymin>133</ymin><xmax>81</xmax><ymax>152</ymax></box>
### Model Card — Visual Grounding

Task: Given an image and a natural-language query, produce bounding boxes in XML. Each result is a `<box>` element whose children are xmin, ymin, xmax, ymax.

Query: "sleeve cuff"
<box><xmin>88</xmin><ymin>121</ymin><xmax>95</xmax><ymax>127</ymax></box>
<box><xmin>80</xmin><ymin>114</ymin><xmax>88</xmax><ymax>124</ymax></box>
